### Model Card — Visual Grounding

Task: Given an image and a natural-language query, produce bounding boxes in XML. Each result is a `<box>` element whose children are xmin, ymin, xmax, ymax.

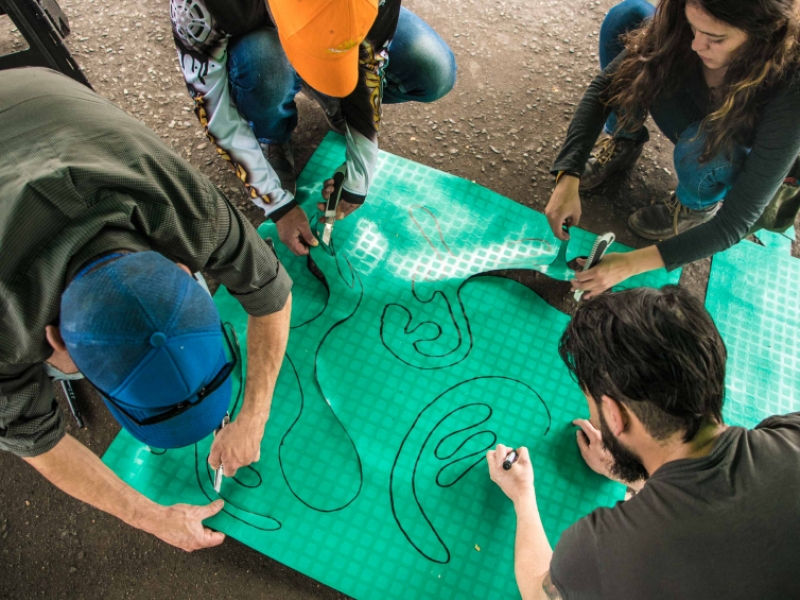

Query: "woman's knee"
<box><xmin>599</xmin><ymin>0</ymin><xmax>656</xmax><ymax>68</ymax></box>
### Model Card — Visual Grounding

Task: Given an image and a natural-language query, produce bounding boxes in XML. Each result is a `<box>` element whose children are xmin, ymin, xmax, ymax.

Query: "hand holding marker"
<box><xmin>322</xmin><ymin>165</ymin><xmax>347</xmax><ymax>245</ymax></box>
<box><xmin>503</xmin><ymin>449</ymin><xmax>519</xmax><ymax>470</ymax></box>
<box><xmin>213</xmin><ymin>414</ymin><xmax>230</xmax><ymax>493</ymax></box>
<box><xmin>574</xmin><ymin>232</ymin><xmax>616</xmax><ymax>302</ymax></box>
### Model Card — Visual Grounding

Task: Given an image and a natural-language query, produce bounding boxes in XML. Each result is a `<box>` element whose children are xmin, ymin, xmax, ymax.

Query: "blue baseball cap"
<box><xmin>60</xmin><ymin>252</ymin><xmax>233</xmax><ymax>448</ymax></box>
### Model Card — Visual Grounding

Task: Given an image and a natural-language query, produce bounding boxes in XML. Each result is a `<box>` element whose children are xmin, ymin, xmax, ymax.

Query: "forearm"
<box><xmin>655</xmin><ymin>206</ymin><xmax>746</xmax><ymax>272</ymax></box>
<box><xmin>625</xmin><ymin>245</ymin><xmax>665</xmax><ymax>276</ymax></box>
<box><xmin>342</xmin><ymin>124</ymin><xmax>379</xmax><ymax>204</ymax></box>
<box><xmin>513</xmin><ymin>493</ymin><xmax>553</xmax><ymax>600</ymax></box>
<box><xmin>551</xmin><ymin>72</ymin><xmax>613</xmax><ymax>175</ymax></box>
<box><xmin>23</xmin><ymin>434</ymin><xmax>159</xmax><ymax>531</ymax></box>
<box><xmin>172</xmin><ymin>20</ymin><xmax>291</xmax><ymax>215</ymax></box>
<box><xmin>239</xmin><ymin>293</ymin><xmax>292</xmax><ymax>427</ymax></box>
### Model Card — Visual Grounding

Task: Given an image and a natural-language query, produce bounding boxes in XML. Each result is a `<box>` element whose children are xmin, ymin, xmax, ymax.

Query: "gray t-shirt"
<box><xmin>550</xmin><ymin>413</ymin><xmax>800</xmax><ymax>599</ymax></box>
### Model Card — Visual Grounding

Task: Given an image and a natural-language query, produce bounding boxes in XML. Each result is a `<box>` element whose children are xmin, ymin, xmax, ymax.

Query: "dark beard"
<box><xmin>598</xmin><ymin>409</ymin><xmax>649</xmax><ymax>484</ymax></box>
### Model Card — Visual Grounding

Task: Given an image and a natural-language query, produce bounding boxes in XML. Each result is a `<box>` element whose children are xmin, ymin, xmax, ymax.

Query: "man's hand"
<box><xmin>141</xmin><ymin>499</ymin><xmax>226</xmax><ymax>552</ymax></box>
<box><xmin>574</xmin><ymin>419</ymin><xmax>646</xmax><ymax>495</ymax></box>
<box><xmin>275</xmin><ymin>205</ymin><xmax>318</xmax><ymax>256</ymax></box>
<box><xmin>208</xmin><ymin>417</ymin><xmax>263</xmax><ymax>478</ymax></box>
<box><xmin>487</xmin><ymin>444</ymin><xmax>535</xmax><ymax>505</ymax></box>
<box><xmin>316</xmin><ymin>178</ymin><xmax>362</xmax><ymax>220</ymax></box>
<box><xmin>572</xmin><ymin>419</ymin><xmax>616</xmax><ymax>480</ymax></box>
<box><xmin>24</xmin><ymin>435</ymin><xmax>227</xmax><ymax>553</ymax></box>
<box><xmin>545</xmin><ymin>176</ymin><xmax>582</xmax><ymax>240</ymax></box>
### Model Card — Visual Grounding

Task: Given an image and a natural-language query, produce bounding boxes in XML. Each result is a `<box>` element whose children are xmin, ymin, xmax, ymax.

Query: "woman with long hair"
<box><xmin>546</xmin><ymin>0</ymin><xmax>800</xmax><ymax>296</ymax></box>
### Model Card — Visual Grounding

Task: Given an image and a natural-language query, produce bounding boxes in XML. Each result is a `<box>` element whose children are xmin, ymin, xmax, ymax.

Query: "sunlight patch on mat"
<box><xmin>706</xmin><ymin>236</ymin><xmax>800</xmax><ymax>428</ymax></box>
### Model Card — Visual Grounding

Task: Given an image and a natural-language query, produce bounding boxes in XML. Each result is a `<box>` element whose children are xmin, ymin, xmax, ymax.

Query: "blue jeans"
<box><xmin>226</xmin><ymin>7</ymin><xmax>456</xmax><ymax>145</ymax></box>
<box><xmin>599</xmin><ymin>0</ymin><xmax>748</xmax><ymax>208</ymax></box>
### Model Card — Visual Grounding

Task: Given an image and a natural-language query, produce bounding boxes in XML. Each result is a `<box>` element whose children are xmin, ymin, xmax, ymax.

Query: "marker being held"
<box><xmin>503</xmin><ymin>449</ymin><xmax>519</xmax><ymax>470</ymax></box>
<box><xmin>487</xmin><ymin>443</ymin><xmax>534</xmax><ymax>505</ymax></box>
<box><xmin>573</xmin><ymin>232</ymin><xmax>615</xmax><ymax>302</ymax></box>
<box><xmin>213</xmin><ymin>414</ymin><xmax>230</xmax><ymax>493</ymax></box>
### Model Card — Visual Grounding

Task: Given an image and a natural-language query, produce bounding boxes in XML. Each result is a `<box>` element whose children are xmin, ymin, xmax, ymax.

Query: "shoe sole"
<box><xmin>579</xmin><ymin>142</ymin><xmax>645</xmax><ymax>192</ymax></box>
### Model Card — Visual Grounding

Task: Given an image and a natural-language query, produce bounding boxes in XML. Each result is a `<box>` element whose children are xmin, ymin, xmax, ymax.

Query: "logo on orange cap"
<box><xmin>268</xmin><ymin>0</ymin><xmax>379</xmax><ymax>98</ymax></box>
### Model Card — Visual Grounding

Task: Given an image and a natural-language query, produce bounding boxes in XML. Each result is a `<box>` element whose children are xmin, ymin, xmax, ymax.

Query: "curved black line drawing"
<box><xmin>289</xmin><ymin>255</ymin><xmax>330</xmax><ymax>330</ymax></box>
<box><xmin>193</xmin><ymin>444</ymin><xmax>282</xmax><ymax>532</ymax></box>
<box><xmin>380</xmin><ymin>206</ymin><xmax>472</xmax><ymax>370</ymax></box>
<box><xmin>133</xmin><ymin>198</ymin><xmax>564</xmax><ymax>550</ymax></box>
<box><xmin>289</xmin><ymin>215</ymin><xmax>337</xmax><ymax>331</ymax></box>
<box><xmin>278</xmin><ymin>354</ymin><xmax>363</xmax><ymax>512</ymax></box>
<box><xmin>390</xmin><ymin>376</ymin><xmax>551</xmax><ymax>564</ymax></box>
<box><xmin>187</xmin><ymin>322</ymin><xmax>282</xmax><ymax>532</ymax></box>
<box><xmin>277</xmin><ymin>233</ymin><xmax>364</xmax><ymax>512</ymax></box>
<box><xmin>381</xmin><ymin>279</ymin><xmax>473</xmax><ymax>370</ymax></box>
<box><xmin>380</xmin><ymin>206</ymin><xmax>557</xmax><ymax>370</ymax></box>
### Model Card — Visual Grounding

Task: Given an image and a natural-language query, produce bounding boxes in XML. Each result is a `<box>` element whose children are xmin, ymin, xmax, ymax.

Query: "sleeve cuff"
<box><xmin>551</xmin><ymin>162</ymin><xmax>586</xmax><ymax>177</ymax></box>
<box><xmin>342</xmin><ymin>188</ymin><xmax>366</xmax><ymax>205</ymax></box>
<box><xmin>8</xmin><ymin>425</ymin><xmax>66</xmax><ymax>458</ymax></box>
<box><xmin>269</xmin><ymin>199</ymin><xmax>299</xmax><ymax>222</ymax></box>
<box><xmin>0</xmin><ymin>399</ymin><xmax>66</xmax><ymax>459</ymax></box>
<box><xmin>655</xmin><ymin>238</ymin><xmax>686</xmax><ymax>273</ymax></box>
<box><xmin>228</xmin><ymin>240</ymin><xmax>293</xmax><ymax>317</ymax></box>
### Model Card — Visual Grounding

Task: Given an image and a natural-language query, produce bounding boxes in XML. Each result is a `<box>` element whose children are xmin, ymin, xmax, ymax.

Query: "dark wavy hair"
<box><xmin>605</xmin><ymin>0</ymin><xmax>800</xmax><ymax>163</ymax></box>
<box><xmin>558</xmin><ymin>286</ymin><xmax>727</xmax><ymax>443</ymax></box>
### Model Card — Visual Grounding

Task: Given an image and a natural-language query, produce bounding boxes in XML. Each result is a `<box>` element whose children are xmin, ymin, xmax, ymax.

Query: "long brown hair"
<box><xmin>605</xmin><ymin>0</ymin><xmax>800</xmax><ymax>162</ymax></box>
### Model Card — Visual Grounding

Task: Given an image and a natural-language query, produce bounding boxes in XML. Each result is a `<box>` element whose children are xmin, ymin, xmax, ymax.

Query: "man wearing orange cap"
<box><xmin>170</xmin><ymin>0</ymin><xmax>456</xmax><ymax>255</ymax></box>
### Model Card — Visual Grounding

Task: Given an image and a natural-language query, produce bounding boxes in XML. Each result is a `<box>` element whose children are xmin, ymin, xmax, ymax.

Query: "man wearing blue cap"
<box><xmin>0</xmin><ymin>68</ymin><xmax>292</xmax><ymax>551</ymax></box>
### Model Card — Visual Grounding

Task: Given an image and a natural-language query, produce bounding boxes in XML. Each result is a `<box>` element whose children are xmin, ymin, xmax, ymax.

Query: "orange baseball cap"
<box><xmin>268</xmin><ymin>0</ymin><xmax>379</xmax><ymax>98</ymax></box>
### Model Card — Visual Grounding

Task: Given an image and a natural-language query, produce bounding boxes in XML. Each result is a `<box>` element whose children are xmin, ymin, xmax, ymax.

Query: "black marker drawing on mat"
<box><xmin>277</xmin><ymin>222</ymin><xmax>364</xmax><ymax>512</ymax></box>
<box><xmin>140</xmin><ymin>205</ymin><xmax>555</xmax><ymax>541</ymax></box>
<box><xmin>196</xmin><ymin>323</ymin><xmax>281</xmax><ymax>531</ymax></box>
<box><xmin>381</xmin><ymin>206</ymin><xmax>554</xmax><ymax>370</ymax></box>
<box><xmin>147</xmin><ymin>323</ymin><xmax>282</xmax><ymax>531</ymax></box>
<box><xmin>389</xmin><ymin>377</ymin><xmax>551</xmax><ymax>564</ymax></box>
<box><xmin>380</xmin><ymin>206</ymin><xmax>472</xmax><ymax>370</ymax></box>
<box><xmin>377</xmin><ymin>207</ymin><xmax>553</xmax><ymax>562</ymax></box>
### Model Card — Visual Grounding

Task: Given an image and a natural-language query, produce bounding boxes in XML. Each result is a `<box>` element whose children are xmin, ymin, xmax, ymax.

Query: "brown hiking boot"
<box><xmin>260</xmin><ymin>140</ymin><xmax>296</xmax><ymax>195</ymax></box>
<box><xmin>580</xmin><ymin>131</ymin><xmax>647</xmax><ymax>191</ymax></box>
<box><xmin>628</xmin><ymin>192</ymin><xmax>720</xmax><ymax>240</ymax></box>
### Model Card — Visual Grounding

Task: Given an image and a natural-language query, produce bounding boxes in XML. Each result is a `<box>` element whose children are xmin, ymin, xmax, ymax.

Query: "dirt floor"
<box><xmin>1</xmin><ymin>0</ymin><xmax>798</xmax><ymax>598</ymax></box>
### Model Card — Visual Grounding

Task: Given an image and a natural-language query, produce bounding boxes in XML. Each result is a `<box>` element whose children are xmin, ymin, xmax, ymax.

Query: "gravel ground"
<box><xmin>1</xmin><ymin>0</ymin><xmax>797</xmax><ymax>598</ymax></box>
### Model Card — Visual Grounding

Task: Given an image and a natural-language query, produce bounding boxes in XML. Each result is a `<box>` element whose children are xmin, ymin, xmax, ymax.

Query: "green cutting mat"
<box><xmin>103</xmin><ymin>134</ymin><xmax>680</xmax><ymax>599</ymax></box>
<box><xmin>706</xmin><ymin>232</ymin><xmax>800</xmax><ymax>429</ymax></box>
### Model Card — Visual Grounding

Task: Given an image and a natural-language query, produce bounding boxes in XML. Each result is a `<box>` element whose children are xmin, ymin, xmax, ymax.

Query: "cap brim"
<box><xmin>279</xmin><ymin>29</ymin><xmax>360</xmax><ymax>98</ymax></box>
<box><xmin>105</xmin><ymin>376</ymin><xmax>232</xmax><ymax>449</ymax></box>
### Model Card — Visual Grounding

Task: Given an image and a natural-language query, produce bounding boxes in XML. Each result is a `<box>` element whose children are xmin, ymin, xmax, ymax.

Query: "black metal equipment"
<box><xmin>0</xmin><ymin>0</ymin><xmax>91</xmax><ymax>87</ymax></box>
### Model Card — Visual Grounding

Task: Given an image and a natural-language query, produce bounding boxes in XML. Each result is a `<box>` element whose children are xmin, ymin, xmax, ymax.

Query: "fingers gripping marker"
<box><xmin>574</xmin><ymin>232</ymin><xmax>615</xmax><ymax>302</ymax></box>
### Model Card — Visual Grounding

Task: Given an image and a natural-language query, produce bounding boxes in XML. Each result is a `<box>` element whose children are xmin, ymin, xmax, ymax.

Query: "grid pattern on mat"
<box><xmin>103</xmin><ymin>133</ymin><xmax>681</xmax><ymax>600</ymax></box>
